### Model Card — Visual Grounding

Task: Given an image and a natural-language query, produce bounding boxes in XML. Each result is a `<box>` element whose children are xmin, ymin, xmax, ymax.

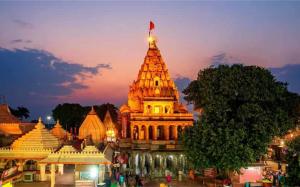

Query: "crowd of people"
<box><xmin>262</xmin><ymin>168</ymin><xmax>286</xmax><ymax>187</ymax></box>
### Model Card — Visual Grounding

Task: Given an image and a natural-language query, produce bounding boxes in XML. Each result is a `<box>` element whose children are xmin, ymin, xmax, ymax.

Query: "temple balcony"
<box><xmin>130</xmin><ymin>113</ymin><xmax>193</xmax><ymax>121</ymax></box>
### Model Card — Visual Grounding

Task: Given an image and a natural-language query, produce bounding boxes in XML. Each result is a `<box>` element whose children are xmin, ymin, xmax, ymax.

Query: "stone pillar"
<box><xmin>153</xmin><ymin>125</ymin><xmax>157</xmax><ymax>140</ymax></box>
<box><xmin>17</xmin><ymin>161</ymin><xmax>24</xmax><ymax>172</ymax></box>
<box><xmin>58</xmin><ymin>164</ymin><xmax>64</xmax><ymax>175</ymax></box>
<box><xmin>98</xmin><ymin>164</ymin><xmax>105</xmax><ymax>184</ymax></box>
<box><xmin>121</xmin><ymin>115</ymin><xmax>127</xmax><ymax>138</ymax></box>
<box><xmin>130</xmin><ymin>125</ymin><xmax>134</xmax><ymax>140</ymax></box>
<box><xmin>164</xmin><ymin>126</ymin><xmax>169</xmax><ymax>140</ymax></box>
<box><xmin>50</xmin><ymin>164</ymin><xmax>56</xmax><ymax>187</ymax></box>
<box><xmin>173</xmin><ymin>125</ymin><xmax>178</xmax><ymax>140</ymax></box>
<box><xmin>138</xmin><ymin>125</ymin><xmax>143</xmax><ymax>140</ymax></box>
<box><xmin>40</xmin><ymin>164</ymin><xmax>46</xmax><ymax>181</ymax></box>
<box><xmin>145</xmin><ymin>125</ymin><xmax>149</xmax><ymax>141</ymax></box>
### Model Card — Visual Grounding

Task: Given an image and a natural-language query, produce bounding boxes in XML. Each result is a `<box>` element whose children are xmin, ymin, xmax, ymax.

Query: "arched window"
<box><xmin>154</xmin><ymin>76</ymin><xmax>160</xmax><ymax>87</ymax></box>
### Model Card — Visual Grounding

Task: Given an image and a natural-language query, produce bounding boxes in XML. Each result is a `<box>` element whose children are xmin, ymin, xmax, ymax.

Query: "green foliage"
<box><xmin>182</xmin><ymin>64</ymin><xmax>299</xmax><ymax>174</ymax></box>
<box><xmin>286</xmin><ymin>136</ymin><xmax>300</xmax><ymax>186</ymax></box>
<box><xmin>10</xmin><ymin>106</ymin><xmax>30</xmax><ymax>120</ymax></box>
<box><xmin>52</xmin><ymin>103</ymin><xmax>119</xmax><ymax>131</ymax></box>
<box><xmin>52</xmin><ymin>103</ymin><xmax>87</xmax><ymax>130</ymax></box>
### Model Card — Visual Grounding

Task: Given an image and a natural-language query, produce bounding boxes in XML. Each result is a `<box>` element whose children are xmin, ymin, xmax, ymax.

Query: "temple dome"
<box><xmin>50</xmin><ymin>120</ymin><xmax>71</xmax><ymax>139</ymax></box>
<box><xmin>127</xmin><ymin>40</ymin><xmax>180</xmax><ymax>111</ymax></box>
<box><xmin>78</xmin><ymin>107</ymin><xmax>106</xmax><ymax>144</ymax></box>
<box><xmin>119</xmin><ymin>104</ymin><xmax>131</xmax><ymax>113</ymax></box>
<box><xmin>11</xmin><ymin>117</ymin><xmax>61</xmax><ymax>150</ymax></box>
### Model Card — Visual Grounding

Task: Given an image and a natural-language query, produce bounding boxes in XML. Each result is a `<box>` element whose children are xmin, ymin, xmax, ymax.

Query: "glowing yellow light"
<box><xmin>154</xmin><ymin>106</ymin><xmax>160</xmax><ymax>114</ymax></box>
<box><xmin>148</xmin><ymin>36</ymin><xmax>154</xmax><ymax>43</ymax></box>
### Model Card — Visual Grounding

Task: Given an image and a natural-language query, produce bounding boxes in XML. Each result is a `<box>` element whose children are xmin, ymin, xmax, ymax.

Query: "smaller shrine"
<box><xmin>103</xmin><ymin>111</ymin><xmax>118</xmax><ymax>142</ymax></box>
<box><xmin>79</xmin><ymin>107</ymin><xmax>106</xmax><ymax>144</ymax></box>
<box><xmin>50</xmin><ymin>120</ymin><xmax>71</xmax><ymax>140</ymax></box>
<box><xmin>40</xmin><ymin>145</ymin><xmax>111</xmax><ymax>187</ymax></box>
<box><xmin>79</xmin><ymin>107</ymin><xmax>118</xmax><ymax>144</ymax></box>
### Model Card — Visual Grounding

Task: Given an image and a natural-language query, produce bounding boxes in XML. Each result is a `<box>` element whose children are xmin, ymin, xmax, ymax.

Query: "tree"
<box><xmin>286</xmin><ymin>136</ymin><xmax>300</xmax><ymax>186</ymax></box>
<box><xmin>52</xmin><ymin>103</ymin><xmax>87</xmax><ymax>130</ymax></box>
<box><xmin>94</xmin><ymin>103</ymin><xmax>118</xmax><ymax>123</ymax></box>
<box><xmin>182</xmin><ymin>64</ymin><xmax>299</xmax><ymax>176</ymax></box>
<box><xmin>52</xmin><ymin>103</ymin><xmax>120</xmax><ymax>131</ymax></box>
<box><xmin>10</xmin><ymin>106</ymin><xmax>30</xmax><ymax>120</ymax></box>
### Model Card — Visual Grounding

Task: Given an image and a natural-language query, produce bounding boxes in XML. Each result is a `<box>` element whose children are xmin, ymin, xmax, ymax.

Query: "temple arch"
<box><xmin>169</xmin><ymin>125</ymin><xmax>175</xmax><ymax>140</ymax></box>
<box><xmin>4</xmin><ymin>159</ymin><xmax>17</xmax><ymax>169</ymax></box>
<box><xmin>157</xmin><ymin>126</ymin><xmax>164</xmax><ymax>140</ymax></box>
<box><xmin>177</xmin><ymin>125</ymin><xmax>183</xmax><ymax>138</ymax></box>
<box><xmin>24</xmin><ymin>160</ymin><xmax>38</xmax><ymax>171</ymax></box>
<box><xmin>133</xmin><ymin>125</ymin><xmax>139</xmax><ymax>140</ymax></box>
<box><xmin>140</xmin><ymin>125</ymin><xmax>146</xmax><ymax>140</ymax></box>
<box><xmin>149</xmin><ymin>126</ymin><xmax>153</xmax><ymax>140</ymax></box>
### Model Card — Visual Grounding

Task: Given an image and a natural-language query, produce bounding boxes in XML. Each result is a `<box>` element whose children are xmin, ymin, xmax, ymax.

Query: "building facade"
<box><xmin>119</xmin><ymin>36</ymin><xmax>194</xmax><ymax>177</ymax></box>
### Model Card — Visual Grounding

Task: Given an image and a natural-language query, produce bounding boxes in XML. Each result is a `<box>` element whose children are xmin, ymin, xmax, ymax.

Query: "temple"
<box><xmin>79</xmin><ymin>107</ymin><xmax>106</xmax><ymax>144</ymax></box>
<box><xmin>0</xmin><ymin>104</ymin><xmax>35</xmax><ymax>136</ymax></box>
<box><xmin>119</xmin><ymin>35</ymin><xmax>193</xmax><ymax>177</ymax></box>
<box><xmin>50</xmin><ymin>120</ymin><xmax>71</xmax><ymax>140</ymax></box>
<box><xmin>0</xmin><ymin>117</ymin><xmax>111</xmax><ymax>187</ymax></box>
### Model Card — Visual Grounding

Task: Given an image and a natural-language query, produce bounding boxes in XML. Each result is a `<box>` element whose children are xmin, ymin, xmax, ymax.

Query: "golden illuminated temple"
<box><xmin>119</xmin><ymin>35</ymin><xmax>194</xmax><ymax>177</ymax></box>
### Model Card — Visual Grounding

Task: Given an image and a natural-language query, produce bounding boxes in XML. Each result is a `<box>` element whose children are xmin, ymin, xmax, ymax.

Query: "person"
<box><xmin>119</xmin><ymin>173</ymin><xmax>125</xmax><ymax>187</ymax></box>
<box><xmin>110</xmin><ymin>178</ymin><xmax>118</xmax><ymax>187</ymax></box>
<box><xmin>166</xmin><ymin>173</ymin><xmax>172</xmax><ymax>184</ymax></box>
<box><xmin>189</xmin><ymin>169</ymin><xmax>195</xmax><ymax>181</ymax></box>
<box><xmin>137</xmin><ymin>177</ymin><xmax>144</xmax><ymax>187</ymax></box>
<box><xmin>272</xmin><ymin>171</ymin><xmax>278</xmax><ymax>187</ymax></box>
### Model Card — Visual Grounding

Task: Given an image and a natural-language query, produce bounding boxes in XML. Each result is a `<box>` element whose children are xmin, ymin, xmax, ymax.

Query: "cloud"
<box><xmin>11</xmin><ymin>39</ymin><xmax>32</xmax><ymax>44</ymax></box>
<box><xmin>0</xmin><ymin>47</ymin><xmax>111</xmax><ymax>117</ymax></box>
<box><xmin>174</xmin><ymin>75</ymin><xmax>191</xmax><ymax>93</ymax></box>
<box><xmin>270</xmin><ymin>64</ymin><xmax>300</xmax><ymax>94</ymax></box>
<box><xmin>174</xmin><ymin>75</ymin><xmax>192</xmax><ymax>103</ymax></box>
<box><xmin>13</xmin><ymin>19</ymin><xmax>34</xmax><ymax>29</ymax></box>
<box><xmin>211</xmin><ymin>52</ymin><xmax>242</xmax><ymax>67</ymax></box>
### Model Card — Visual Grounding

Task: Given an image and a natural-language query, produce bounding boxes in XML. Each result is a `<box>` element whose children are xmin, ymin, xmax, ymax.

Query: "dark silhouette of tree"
<box><xmin>10</xmin><ymin>106</ymin><xmax>30</xmax><ymax>120</ymax></box>
<box><xmin>286</xmin><ymin>136</ymin><xmax>300</xmax><ymax>186</ymax></box>
<box><xmin>52</xmin><ymin>103</ymin><xmax>119</xmax><ymax>131</ymax></box>
<box><xmin>182</xmin><ymin>64</ymin><xmax>300</xmax><ymax>176</ymax></box>
<box><xmin>52</xmin><ymin>103</ymin><xmax>87</xmax><ymax>130</ymax></box>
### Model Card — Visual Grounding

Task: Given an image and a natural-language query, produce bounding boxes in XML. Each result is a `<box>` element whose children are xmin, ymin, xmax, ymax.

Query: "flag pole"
<box><xmin>148</xmin><ymin>29</ymin><xmax>151</xmax><ymax>48</ymax></box>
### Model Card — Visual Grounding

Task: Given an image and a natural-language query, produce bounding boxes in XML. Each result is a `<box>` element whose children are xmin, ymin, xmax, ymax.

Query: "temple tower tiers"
<box><xmin>11</xmin><ymin>117</ymin><xmax>60</xmax><ymax>150</ymax></box>
<box><xmin>78</xmin><ymin>107</ymin><xmax>106</xmax><ymax>144</ymax></box>
<box><xmin>120</xmin><ymin>37</ymin><xmax>193</xmax><ymax>141</ymax></box>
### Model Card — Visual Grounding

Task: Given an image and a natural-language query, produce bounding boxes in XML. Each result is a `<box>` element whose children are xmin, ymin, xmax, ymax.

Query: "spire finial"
<box><xmin>89</xmin><ymin>106</ymin><xmax>97</xmax><ymax>115</ymax></box>
<box><xmin>148</xmin><ymin>21</ymin><xmax>156</xmax><ymax>49</ymax></box>
<box><xmin>36</xmin><ymin>116</ymin><xmax>45</xmax><ymax>129</ymax></box>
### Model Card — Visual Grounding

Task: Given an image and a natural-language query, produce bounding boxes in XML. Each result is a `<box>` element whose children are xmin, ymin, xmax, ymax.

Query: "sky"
<box><xmin>0</xmin><ymin>1</ymin><xmax>300</xmax><ymax>120</ymax></box>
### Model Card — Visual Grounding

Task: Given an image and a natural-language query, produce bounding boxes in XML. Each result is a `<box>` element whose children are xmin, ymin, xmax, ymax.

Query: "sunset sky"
<box><xmin>0</xmin><ymin>1</ymin><xmax>300</xmax><ymax>119</ymax></box>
